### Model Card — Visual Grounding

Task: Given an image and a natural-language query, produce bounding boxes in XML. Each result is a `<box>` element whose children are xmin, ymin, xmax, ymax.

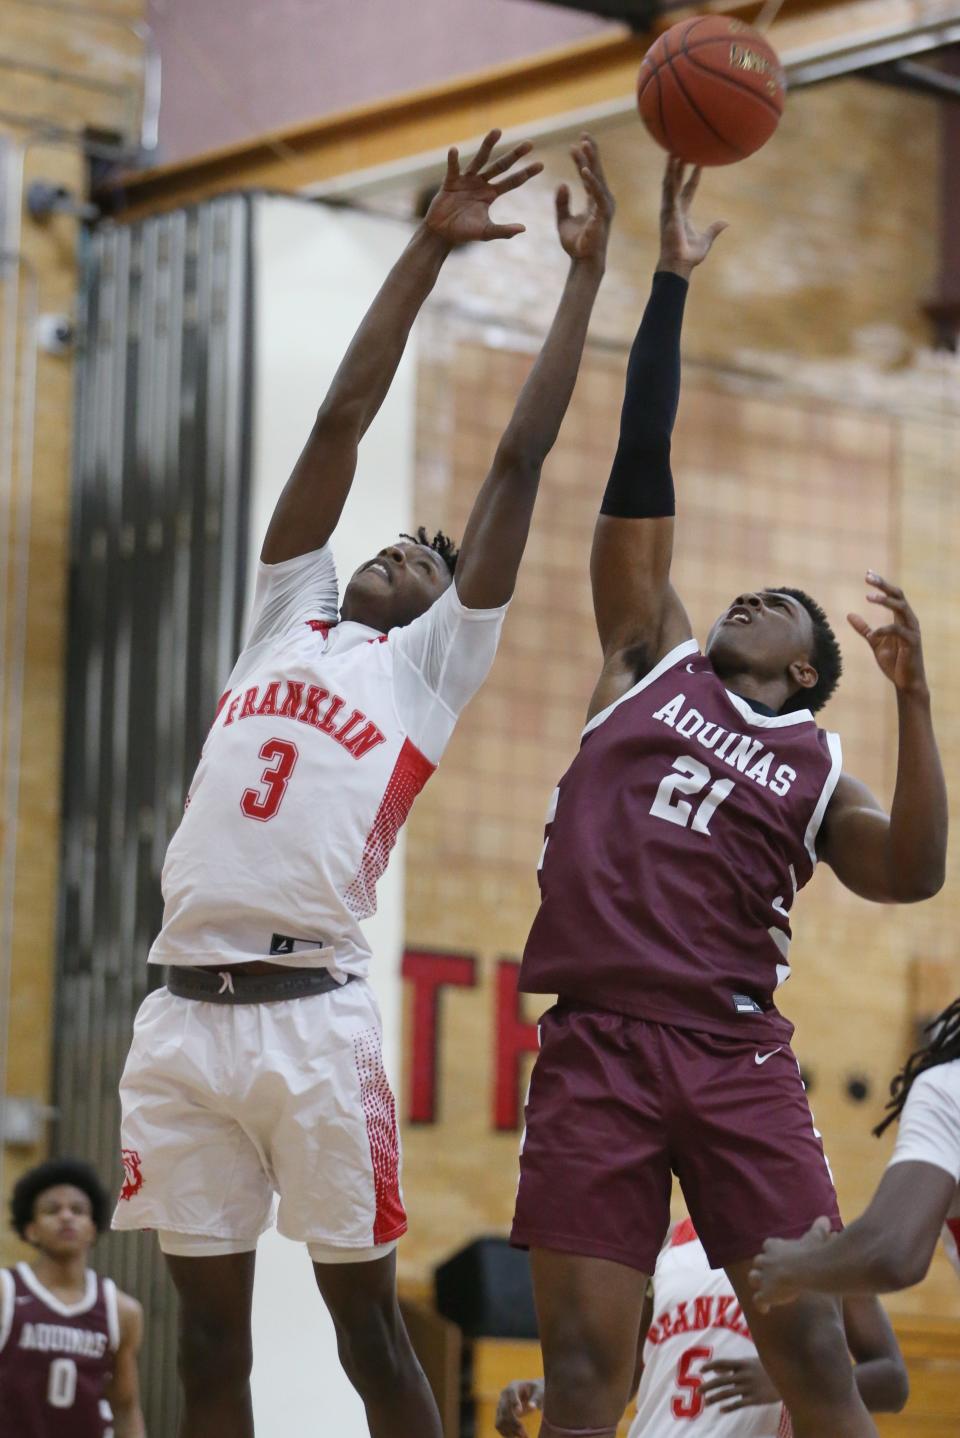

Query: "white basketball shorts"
<box><xmin>112</xmin><ymin>976</ymin><xmax>406</xmax><ymax>1259</ymax></box>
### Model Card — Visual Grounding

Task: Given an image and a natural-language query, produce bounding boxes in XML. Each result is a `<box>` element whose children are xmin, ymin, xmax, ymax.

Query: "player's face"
<box><xmin>341</xmin><ymin>541</ymin><xmax>451</xmax><ymax>631</ymax></box>
<box><xmin>26</xmin><ymin>1185</ymin><xmax>96</xmax><ymax>1260</ymax></box>
<box><xmin>705</xmin><ymin>589</ymin><xmax>816</xmax><ymax>690</ymax></box>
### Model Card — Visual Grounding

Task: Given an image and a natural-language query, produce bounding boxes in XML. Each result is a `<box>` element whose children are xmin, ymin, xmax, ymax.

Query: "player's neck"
<box><xmin>714</xmin><ymin>667</ymin><xmax>788</xmax><ymax>716</ymax></box>
<box><xmin>32</xmin><ymin>1250</ymin><xmax>88</xmax><ymax>1298</ymax></box>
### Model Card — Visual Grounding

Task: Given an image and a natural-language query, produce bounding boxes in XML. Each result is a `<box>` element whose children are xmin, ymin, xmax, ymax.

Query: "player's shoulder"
<box><xmin>906</xmin><ymin>1061</ymin><xmax>960</xmax><ymax>1109</ymax></box>
<box><xmin>113</xmin><ymin>1286</ymin><xmax>144</xmax><ymax>1340</ymax></box>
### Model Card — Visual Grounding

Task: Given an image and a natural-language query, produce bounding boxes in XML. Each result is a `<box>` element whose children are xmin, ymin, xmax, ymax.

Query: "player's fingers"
<box><xmin>555</xmin><ymin>182</ymin><xmax>572</xmax><ymax>224</ymax></box>
<box><xmin>865</xmin><ymin>569</ymin><xmax>904</xmax><ymax>600</ymax></box>
<box><xmin>705</xmin><ymin>219</ymin><xmax>729</xmax><ymax>244</ymax></box>
<box><xmin>483</xmin><ymin>140</ymin><xmax>534</xmax><ymax>181</ymax></box>
<box><xmin>700</xmin><ymin>1361</ymin><xmax>739</xmax><ymax>1376</ymax></box>
<box><xmin>718</xmin><ymin>1399</ymin><xmax>753</xmax><ymax>1413</ymax></box>
<box><xmin>445</xmin><ymin>147</ymin><xmax>460</xmax><ymax>183</ymax></box>
<box><xmin>492</xmin><ymin>161</ymin><xmax>544</xmax><ymax>195</ymax></box>
<box><xmin>484</xmin><ymin>222</ymin><xmax>526</xmax><ymax>240</ymax></box>
<box><xmin>661</xmin><ymin>155</ymin><xmax>681</xmax><ymax>207</ymax></box>
<box><xmin>680</xmin><ymin>164</ymin><xmax>702</xmax><ymax>206</ymax></box>
<box><xmin>467</xmin><ymin>128</ymin><xmax>501</xmax><ymax>173</ymax></box>
<box><xmin>866</xmin><ymin>592</ymin><xmax>919</xmax><ymax>626</ymax></box>
<box><xmin>809</xmin><ymin>1214</ymin><xmax>833</xmax><ymax>1240</ymax></box>
<box><xmin>581</xmin><ymin>131</ymin><xmax>611</xmax><ymax>189</ymax></box>
<box><xmin>847</xmin><ymin>612</ymin><xmax>872</xmax><ymax>639</ymax></box>
<box><xmin>864</xmin><ymin>623</ymin><xmax>913</xmax><ymax>643</ymax></box>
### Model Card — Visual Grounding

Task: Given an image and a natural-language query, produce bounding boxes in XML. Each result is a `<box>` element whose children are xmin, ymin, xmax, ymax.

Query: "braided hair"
<box><xmin>874</xmin><ymin>996</ymin><xmax>960</xmax><ymax>1137</ymax></box>
<box><xmin>400</xmin><ymin>527</ymin><xmax>459</xmax><ymax>576</ymax></box>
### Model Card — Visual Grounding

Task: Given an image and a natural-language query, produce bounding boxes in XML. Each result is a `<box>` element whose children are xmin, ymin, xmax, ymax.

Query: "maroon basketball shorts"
<box><xmin>511</xmin><ymin>1003</ymin><xmax>841</xmax><ymax>1275</ymax></box>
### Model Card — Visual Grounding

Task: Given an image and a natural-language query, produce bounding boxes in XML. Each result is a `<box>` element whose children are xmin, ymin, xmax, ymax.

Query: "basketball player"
<box><xmin>112</xmin><ymin>130</ymin><xmax>615</xmax><ymax>1438</ymax></box>
<box><xmin>1</xmin><ymin>1159</ymin><xmax>145</xmax><ymax>1437</ymax></box>
<box><xmin>509</xmin><ymin>155</ymin><xmax>947</xmax><ymax>1438</ymax></box>
<box><xmin>751</xmin><ymin>995</ymin><xmax>960</xmax><ymax>1306</ymax></box>
<box><xmin>496</xmin><ymin>1220</ymin><xmax>907</xmax><ymax>1436</ymax></box>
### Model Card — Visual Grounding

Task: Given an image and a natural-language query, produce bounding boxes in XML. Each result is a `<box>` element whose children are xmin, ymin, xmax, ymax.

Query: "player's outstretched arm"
<box><xmin>842</xmin><ymin>1295</ymin><xmax>910</xmax><ymax>1413</ymax></box>
<box><xmin>453</xmin><ymin>135</ymin><xmax>613</xmax><ymax>609</ymax></box>
<box><xmin>817</xmin><ymin>572</ymin><xmax>946</xmax><ymax>903</ymax></box>
<box><xmin>586</xmin><ymin>159</ymin><xmax>726</xmax><ymax>721</ymax></box>
<box><xmin>107</xmin><ymin>1291</ymin><xmax>147</xmax><ymax>1437</ymax></box>
<box><xmin>750</xmin><ymin>1162</ymin><xmax>956</xmax><ymax>1308</ymax></box>
<box><xmin>261</xmin><ymin>130</ymin><xmax>542</xmax><ymax>564</ymax></box>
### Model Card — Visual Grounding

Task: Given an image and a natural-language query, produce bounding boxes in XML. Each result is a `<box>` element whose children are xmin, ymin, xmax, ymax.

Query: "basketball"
<box><xmin>638</xmin><ymin>16</ymin><xmax>786</xmax><ymax>167</ymax></box>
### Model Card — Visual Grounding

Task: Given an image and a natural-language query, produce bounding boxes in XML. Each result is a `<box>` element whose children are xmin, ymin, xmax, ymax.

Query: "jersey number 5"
<box><xmin>651</xmin><ymin>755</ymin><xmax>734</xmax><ymax>836</ymax></box>
<box><xmin>241</xmin><ymin>738</ymin><xmax>299</xmax><ymax>821</ymax></box>
<box><xmin>672</xmin><ymin>1344</ymin><xmax>713</xmax><ymax>1420</ymax></box>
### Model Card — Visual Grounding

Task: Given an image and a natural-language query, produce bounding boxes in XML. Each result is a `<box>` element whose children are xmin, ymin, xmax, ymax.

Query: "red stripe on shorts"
<box><xmin>354</xmin><ymin>1030</ymin><xmax>407</xmax><ymax>1245</ymax></box>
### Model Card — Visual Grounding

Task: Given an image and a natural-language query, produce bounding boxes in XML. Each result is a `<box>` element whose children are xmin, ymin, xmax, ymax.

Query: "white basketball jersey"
<box><xmin>150</xmin><ymin>546</ymin><xmax>507</xmax><ymax>976</ymax></box>
<box><xmin>631</xmin><ymin>1221</ymin><xmax>787</xmax><ymax>1438</ymax></box>
<box><xmin>888</xmin><ymin>1060</ymin><xmax>960</xmax><ymax>1281</ymax></box>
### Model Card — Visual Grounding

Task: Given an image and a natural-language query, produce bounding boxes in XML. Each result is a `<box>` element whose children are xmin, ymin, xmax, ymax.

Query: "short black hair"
<box><xmin>874</xmin><ymin>996</ymin><xmax>960</xmax><ymax>1138</ymax></box>
<box><xmin>770</xmin><ymin>586</ymin><xmax>842</xmax><ymax>714</ymax></box>
<box><xmin>10</xmin><ymin>1158</ymin><xmax>110</xmax><ymax>1240</ymax></box>
<box><xmin>400</xmin><ymin>527</ymin><xmax>459</xmax><ymax>576</ymax></box>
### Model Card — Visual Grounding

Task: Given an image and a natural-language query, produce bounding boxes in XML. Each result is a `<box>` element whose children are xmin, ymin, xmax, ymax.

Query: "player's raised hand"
<box><xmin>495</xmin><ymin>1378</ymin><xmax>544</xmax><ymax>1436</ymax></box>
<box><xmin>749</xmin><ymin>1215</ymin><xmax>834</xmax><ymax>1312</ymax></box>
<box><xmin>700</xmin><ymin>1357</ymin><xmax>780</xmax><ymax>1411</ymax></box>
<box><xmin>556</xmin><ymin>132</ymin><xmax>615</xmax><ymax>269</ymax></box>
<box><xmin>848</xmin><ymin>572</ymin><xmax>929</xmax><ymax>697</ymax></box>
<box><xmin>658</xmin><ymin>156</ymin><xmax>728</xmax><ymax>279</ymax></box>
<box><xmin>425</xmin><ymin>129</ymin><xmax>543</xmax><ymax>246</ymax></box>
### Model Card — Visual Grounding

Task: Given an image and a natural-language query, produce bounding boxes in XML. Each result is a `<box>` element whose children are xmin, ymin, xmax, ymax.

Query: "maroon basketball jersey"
<box><xmin>520</xmin><ymin>640</ymin><xmax>842</xmax><ymax>1040</ymax></box>
<box><xmin>0</xmin><ymin>1263</ymin><xmax>118</xmax><ymax>1437</ymax></box>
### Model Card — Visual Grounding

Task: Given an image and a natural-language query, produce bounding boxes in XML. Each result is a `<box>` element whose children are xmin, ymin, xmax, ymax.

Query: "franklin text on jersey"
<box><xmin>520</xmin><ymin>641</ymin><xmax>842</xmax><ymax>1040</ymax></box>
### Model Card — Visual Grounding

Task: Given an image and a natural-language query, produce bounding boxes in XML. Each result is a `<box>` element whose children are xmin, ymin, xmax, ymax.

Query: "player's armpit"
<box><xmin>590</xmin><ymin>516</ymin><xmax>691</xmax><ymax>661</ymax></box>
<box><xmin>817</xmin><ymin>774</ymin><xmax>899</xmax><ymax>903</ymax></box>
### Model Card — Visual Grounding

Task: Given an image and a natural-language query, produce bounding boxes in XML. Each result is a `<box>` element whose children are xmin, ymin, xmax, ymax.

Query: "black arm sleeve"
<box><xmin>600</xmin><ymin>269</ymin><xmax>689</xmax><ymax>519</ymax></box>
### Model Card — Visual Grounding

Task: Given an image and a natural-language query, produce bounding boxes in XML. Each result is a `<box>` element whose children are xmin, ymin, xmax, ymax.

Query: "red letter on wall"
<box><xmin>494</xmin><ymin>960</ymin><xmax>540</xmax><ymax>1132</ymax></box>
<box><xmin>402</xmin><ymin>949</ymin><xmax>477</xmax><ymax>1124</ymax></box>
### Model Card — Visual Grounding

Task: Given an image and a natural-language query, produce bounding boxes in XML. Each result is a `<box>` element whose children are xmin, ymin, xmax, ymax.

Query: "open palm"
<box><xmin>556</xmin><ymin>133</ymin><xmax>615</xmax><ymax>266</ymax></box>
<box><xmin>659</xmin><ymin>156</ymin><xmax>727</xmax><ymax>275</ymax></box>
<box><xmin>425</xmin><ymin>129</ymin><xmax>542</xmax><ymax>246</ymax></box>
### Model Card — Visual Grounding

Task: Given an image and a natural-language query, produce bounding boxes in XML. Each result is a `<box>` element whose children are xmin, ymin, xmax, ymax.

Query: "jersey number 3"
<box><xmin>241</xmin><ymin>738</ymin><xmax>299</xmax><ymax>821</ymax></box>
<box><xmin>651</xmin><ymin>755</ymin><xmax>734</xmax><ymax>836</ymax></box>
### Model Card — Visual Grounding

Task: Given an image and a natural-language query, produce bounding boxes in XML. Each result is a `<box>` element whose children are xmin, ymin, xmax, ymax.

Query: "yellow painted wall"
<box><xmin>0</xmin><ymin>0</ymin><xmax>143</xmax><ymax>1264</ymax></box>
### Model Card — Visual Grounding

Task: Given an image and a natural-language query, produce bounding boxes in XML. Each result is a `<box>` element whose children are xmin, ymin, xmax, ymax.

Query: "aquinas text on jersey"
<box><xmin>651</xmin><ymin>693</ymin><xmax>797</xmax><ymax>796</ymax></box>
<box><xmin>219</xmin><ymin>681</ymin><xmax>387</xmax><ymax>760</ymax></box>
<box><xmin>18</xmin><ymin>1321</ymin><xmax>110</xmax><ymax>1358</ymax></box>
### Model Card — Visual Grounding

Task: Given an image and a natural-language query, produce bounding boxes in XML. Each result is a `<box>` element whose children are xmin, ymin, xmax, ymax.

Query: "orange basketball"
<box><xmin>638</xmin><ymin>16</ymin><xmax>786</xmax><ymax>167</ymax></box>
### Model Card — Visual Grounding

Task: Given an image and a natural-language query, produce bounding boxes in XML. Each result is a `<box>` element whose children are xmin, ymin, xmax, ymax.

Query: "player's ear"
<box><xmin>788</xmin><ymin>656</ymin><xmax>817</xmax><ymax>692</ymax></box>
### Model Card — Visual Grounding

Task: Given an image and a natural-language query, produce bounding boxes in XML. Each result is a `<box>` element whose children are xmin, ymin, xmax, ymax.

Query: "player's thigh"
<box><xmin>166</xmin><ymin>1251</ymin><xmax>257</xmax><ymax>1339</ymax></box>
<box><xmin>669</xmin><ymin>1033</ymin><xmax>839</xmax><ymax>1269</ymax></box>
<box><xmin>249</xmin><ymin>981</ymin><xmax>406</xmax><ymax>1250</ymax></box>
<box><xmin>531</xmin><ymin>1249</ymin><xmax>649</xmax><ymax>1413</ymax></box>
<box><xmin>512</xmin><ymin>1005</ymin><xmax>672</xmax><ymax>1276</ymax></box>
<box><xmin>724</xmin><ymin>1258</ymin><xmax>859</xmax><ymax>1407</ymax></box>
<box><xmin>114</xmin><ymin>990</ymin><xmax>274</xmax><ymax>1240</ymax></box>
<box><xmin>313</xmin><ymin>1246</ymin><xmax>399</xmax><ymax>1330</ymax></box>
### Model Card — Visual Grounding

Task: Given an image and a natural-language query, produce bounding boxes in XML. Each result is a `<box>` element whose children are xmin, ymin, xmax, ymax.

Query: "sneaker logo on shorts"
<box><xmin>754</xmin><ymin>1047</ymin><xmax>783</xmax><ymax>1066</ymax></box>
